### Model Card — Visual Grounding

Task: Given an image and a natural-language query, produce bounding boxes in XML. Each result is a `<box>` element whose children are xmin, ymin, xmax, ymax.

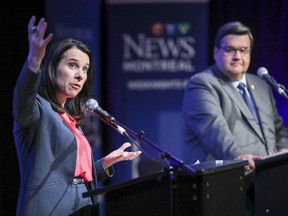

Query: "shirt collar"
<box><xmin>231</xmin><ymin>74</ymin><xmax>247</xmax><ymax>88</ymax></box>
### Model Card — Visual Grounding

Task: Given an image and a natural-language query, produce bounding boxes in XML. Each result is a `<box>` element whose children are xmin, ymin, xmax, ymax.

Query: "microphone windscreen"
<box><xmin>257</xmin><ymin>67</ymin><xmax>268</xmax><ymax>78</ymax></box>
<box><xmin>85</xmin><ymin>98</ymin><xmax>98</xmax><ymax>110</ymax></box>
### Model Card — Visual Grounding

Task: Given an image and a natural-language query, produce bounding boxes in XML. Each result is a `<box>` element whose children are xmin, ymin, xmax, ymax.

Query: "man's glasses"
<box><xmin>219</xmin><ymin>46</ymin><xmax>251</xmax><ymax>56</ymax></box>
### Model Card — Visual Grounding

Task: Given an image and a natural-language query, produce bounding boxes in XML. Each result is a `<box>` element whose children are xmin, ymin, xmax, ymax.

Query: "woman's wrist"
<box><xmin>27</xmin><ymin>55</ymin><xmax>41</xmax><ymax>73</ymax></box>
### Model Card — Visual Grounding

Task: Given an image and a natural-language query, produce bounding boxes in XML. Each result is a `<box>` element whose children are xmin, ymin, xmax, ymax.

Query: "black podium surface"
<box><xmin>249</xmin><ymin>152</ymin><xmax>288</xmax><ymax>216</ymax></box>
<box><xmin>84</xmin><ymin>160</ymin><xmax>247</xmax><ymax>216</ymax></box>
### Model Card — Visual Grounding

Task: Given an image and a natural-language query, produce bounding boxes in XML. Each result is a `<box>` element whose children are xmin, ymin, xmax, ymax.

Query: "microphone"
<box><xmin>85</xmin><ymin>98</ymin><xmax>115</xmax><ymax>122</ymax></box>
<box><xmin>85</xmin><ymin>98</ymin><xmax>127</xmax><ymax>135</ymax></box>
<box><xmin>256</xmin><ymin>67</ymin><xmax>287</xmax><ymax>98</ymax></box>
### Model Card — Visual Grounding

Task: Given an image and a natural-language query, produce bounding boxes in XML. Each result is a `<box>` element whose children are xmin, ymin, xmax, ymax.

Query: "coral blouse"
<box><xmin>59</xmin><ymin>112</ymin><xmax>93</xmax><ymax>182</ymax></box>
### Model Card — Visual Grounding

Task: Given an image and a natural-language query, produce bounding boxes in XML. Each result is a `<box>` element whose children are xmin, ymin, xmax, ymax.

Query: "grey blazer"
<box><xmin>182</xmin><ymin>65</ymin><xmax>288</xmax><ymax>164</ymax></box>
<box><xmin>13</xmin><ymin>63</ymin><xmax>110</xmax><ymax>216</ymax></box>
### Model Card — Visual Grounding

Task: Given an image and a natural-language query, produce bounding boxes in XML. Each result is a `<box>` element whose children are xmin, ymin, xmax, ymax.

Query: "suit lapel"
<box><xmin>246</xmin><ymin>78</ymin><xmax>267</xmax><ymax>141</ymax></box>
<box><xmin>226</xmin><ymin>80</ymin><xmax>265</xmax><ymax>142</ymax></box>
<box><xmin>212</xmin><ymin>68</ymin><xmax>265</xmax><ymax>142</ymax></box>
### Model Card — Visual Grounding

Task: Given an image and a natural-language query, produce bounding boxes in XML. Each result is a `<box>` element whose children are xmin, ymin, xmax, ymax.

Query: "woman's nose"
<box><xmin>75</xmin><ymin>70</ymin><xmax>84</xmax><ymax>80</ymax></box>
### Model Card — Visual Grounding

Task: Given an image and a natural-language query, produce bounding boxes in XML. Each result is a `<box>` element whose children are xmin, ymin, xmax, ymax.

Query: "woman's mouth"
<box><xmin>71</xmin><ymin>83</ymin><xmax>81</xmax><ymax>90</ymax></box>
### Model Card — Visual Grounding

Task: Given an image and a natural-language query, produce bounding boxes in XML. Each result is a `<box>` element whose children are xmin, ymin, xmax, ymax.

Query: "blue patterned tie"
<box><xmin>237</xmin><ymin>82</ymin><xmax>259</xmax><ymax>123</ymax></box>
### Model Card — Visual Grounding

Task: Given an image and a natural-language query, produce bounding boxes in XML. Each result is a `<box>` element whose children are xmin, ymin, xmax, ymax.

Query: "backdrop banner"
<box><xmin>105</xmin><ymin>0</ymin><xmax>209</xmax><ymax>183</ymax></box>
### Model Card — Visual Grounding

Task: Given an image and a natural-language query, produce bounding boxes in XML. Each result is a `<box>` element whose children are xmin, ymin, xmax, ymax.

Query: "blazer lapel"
<box><xmin>212</xmin><ymin>67</ymin><xmax>265</xmax><ymax>142</ymax></box>
<box><xmin>226</xmin><ymin>81</ymin><xmax>265</xmax><ymax>142</ymax></box>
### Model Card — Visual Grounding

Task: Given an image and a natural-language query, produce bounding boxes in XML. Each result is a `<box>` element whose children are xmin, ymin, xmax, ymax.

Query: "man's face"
<box><xmin>214</xmin><ymin>34</ymin><xmax>251</xmax><ymax>81</ymax></box>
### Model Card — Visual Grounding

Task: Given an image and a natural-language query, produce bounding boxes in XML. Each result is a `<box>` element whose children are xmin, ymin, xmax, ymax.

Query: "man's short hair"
<box><xmin>214</xmin><ymin>21</ymin><xmax>254</xmax><ymax>49</ymax></box>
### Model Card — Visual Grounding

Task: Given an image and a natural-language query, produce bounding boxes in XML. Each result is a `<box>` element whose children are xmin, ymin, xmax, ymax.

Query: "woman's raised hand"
<box><xmin>27</xmin><ymin>16</ymin><xmax>53</xmax><ymax>72</ymax></box>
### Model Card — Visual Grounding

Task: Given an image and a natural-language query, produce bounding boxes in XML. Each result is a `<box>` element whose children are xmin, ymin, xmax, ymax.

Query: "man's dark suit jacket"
<box><xmin>182</xmin><ymin>65</ymin><xmax>288</xmax><ymax>164</ymax></box>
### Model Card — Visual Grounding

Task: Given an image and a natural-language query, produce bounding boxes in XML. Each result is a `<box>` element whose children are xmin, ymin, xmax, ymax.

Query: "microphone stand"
<box><xmin>85</xmin><ymin>108</ymin><xmax>195</xmax><ymax>174</ymax></box>
<box><xmin>277</xmin><ymin>84</ymin><xmax>288</xmax><ymax>99</ymax></box>
<box><xmin>267</xmin><ymin>74</ymin><xmax>288</xmax><ymax>99</ymax></box>
<box><xmin>110</xmin><ymin>119</ymin><xmax>196</xmax><ymax>216</ymax></box>
<box><xmin>111</xmin><ymin>119</ymin><xmax>196</xmax><ymax>175</ymax></box>
<box><xmin>84</xmin><ymin>110</ymin><xmax>196</xmax><ymax>216</ymax></box>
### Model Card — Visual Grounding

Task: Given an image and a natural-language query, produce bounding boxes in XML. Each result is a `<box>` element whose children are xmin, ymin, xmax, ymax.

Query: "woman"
<box><xmin>12</xmin><ymin>16</ymin><xmax>141</xmax><ymax>216</ymax></box>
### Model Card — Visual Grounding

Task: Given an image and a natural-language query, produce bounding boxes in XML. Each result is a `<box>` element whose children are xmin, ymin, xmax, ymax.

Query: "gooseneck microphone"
<box><xmin>85</xmin><ymin>98</ymin><xmax>127</xmax><ymax>135</ymax></box>
<box><xmin>85</xmin><ymin>98</ymin><xmax>115</xmax><ymax>122</ymax></box>
<box><xmin>256</xmin><ymin>67</ymin><xmax>288</xmax><ymax>98</ymax></box>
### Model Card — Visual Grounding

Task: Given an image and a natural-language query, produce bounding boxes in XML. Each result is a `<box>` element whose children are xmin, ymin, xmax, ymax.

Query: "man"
<box><xmin>182</xmin><ymin>21</ymin><xmax>288</xmax><ymax>170</ymax></box>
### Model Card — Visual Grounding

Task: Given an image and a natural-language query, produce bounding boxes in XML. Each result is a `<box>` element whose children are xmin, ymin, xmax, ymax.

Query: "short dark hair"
<box><xmin>39</xmin><ymin>37</ymin><xmax>95</xmax><ymax>124</ymax></box>
<box><xmin>214</xmin><ymin>21</ymin><xmax>254</xmax><ymax>49</ymax></box>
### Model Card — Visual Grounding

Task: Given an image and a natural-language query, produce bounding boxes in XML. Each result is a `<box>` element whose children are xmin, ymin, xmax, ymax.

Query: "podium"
<box><xmin>248</xmin><ymin>152</ymin><xmax>288</xmax><ymax>216</ymax></box>
<box><xmin>83</xmin><ymin>160</ymin><xmax>247</xmax><ymax>216</ymax></box>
